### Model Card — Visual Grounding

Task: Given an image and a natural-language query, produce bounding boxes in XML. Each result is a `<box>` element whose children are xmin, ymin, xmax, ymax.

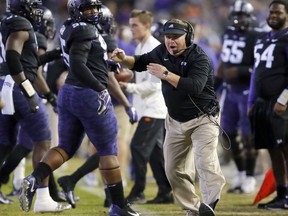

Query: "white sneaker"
<box><xmin>33</xmin><ymin>200</ymin><xmax>71</xmax><ymax>213</ymax></box>
<box><xmin>227</xmin><ymin>171</ymin><xmax>246</xmax><ymax>193</ymax></box>
<box><xmin>241</xmin><ymin>176</ymin><xmax>256</xmax><ymax>194</ymax></box>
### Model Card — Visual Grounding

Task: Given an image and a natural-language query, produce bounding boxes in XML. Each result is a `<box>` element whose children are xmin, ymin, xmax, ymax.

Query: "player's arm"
<box><xmin>274</xmin><ymin>47</ymin><xmax>288</xmax><ymax>115</ymax></box>
<box><xmin>34</xmin><ymin>47</ymin><xmax>57</xmax><ymax>112</ymax></box>
<box><xmin>6</xmin><ymin>31</ymin><xmax>39</xmax><ymax>113</ymax></box>
<box><xmin>5</xmin><ymin>31</ymin><xmax>28</xmax><ymax>84</ymax></box>
<box><xmin>34</xmin><ymin>48</ymin><xmax>50</xmax><ymax>94</ymax></box>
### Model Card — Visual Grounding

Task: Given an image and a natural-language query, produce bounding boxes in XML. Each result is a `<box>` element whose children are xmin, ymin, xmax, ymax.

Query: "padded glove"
<box><xmin>125</xmin><ymin>106</ymin><xmax>138</xmax><ymax>124</ymax></box>
<box><xmin>19</xmin><ymin>79</ymin><xmax>39</xmax><ymax>113</ymax></box>
<box><xmin>44</xmin><ymin>91</ymin><xmax>58</xmax><ymax>113</ymax></box>
<box><xmin>97</xmin><ymin>89</ymin><xmax>111</xmax><ymax>115</ymax></box>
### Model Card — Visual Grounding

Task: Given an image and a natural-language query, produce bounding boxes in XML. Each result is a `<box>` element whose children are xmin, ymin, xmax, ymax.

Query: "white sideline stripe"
<box><xmin>217</xmin><ymin>213</ymin><xmax>267</xmax><ymax>215</ymax></box>
<box><xmin>78</xmin><ymin>185</ymin><xmax>160</xmax><ymax>216</ymax></box>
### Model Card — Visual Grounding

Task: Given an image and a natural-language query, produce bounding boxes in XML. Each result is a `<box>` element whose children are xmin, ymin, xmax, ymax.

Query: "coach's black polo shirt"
<box><xmin>131</xmin><ymin>43</ymin><xmax>217</xmax><ymax>122</ymax></box>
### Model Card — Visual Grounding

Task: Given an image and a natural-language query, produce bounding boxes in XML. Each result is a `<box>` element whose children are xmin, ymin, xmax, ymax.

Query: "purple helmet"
<box><xmin>229</xmin><ymin>0</ymin><xmax>255</xmax><ymax>31</ymax></box>
<box><xmin>7</xmin><ymin>0</ymin><xmax>43</xmax><ymax>26</ymax></box>
<box><xmin>67</xmin><ymin>0</ymin><xmax>102</xmax><ymax>25</ymax></box>
<box><xmin>38</xmin><ymin>6</ymin><xmax>56</xmax><ymax>40</ymax></box>
<box><xmin>98</xmin><ymin>5</ymin><xmax>116</xmax><ymax>35</ymax></box>
<box><xmin>151</xmin><ymin>19</ymin><xmax>167</xmax><ymax>43</ymax></box>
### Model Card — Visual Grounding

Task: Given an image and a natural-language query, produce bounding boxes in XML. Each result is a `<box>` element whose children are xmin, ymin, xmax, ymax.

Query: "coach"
<box><xmin>111</xmin><ymin>18</ymin><xmax>226</xmax><ymax>216</ymax></box>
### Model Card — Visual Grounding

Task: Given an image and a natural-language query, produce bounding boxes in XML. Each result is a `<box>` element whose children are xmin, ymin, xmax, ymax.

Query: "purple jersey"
<box><xmin>58</xmin><ymin>19</ymin><xmax>118</xmax><ymax>156</ymax></box>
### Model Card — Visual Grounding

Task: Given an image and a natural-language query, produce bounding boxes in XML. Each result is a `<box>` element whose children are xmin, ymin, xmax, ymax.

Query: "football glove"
<box><xmin>97</xmin><ymin>89</ymin><xmax>111</xmax><ymax>115</ymax></box>
<box><xmin>44</xmin><ymin>91</ymin><xmax>58</xmax><ymax>113</ymax></box>
<box><xmin>125</xmin><ymin>106</ymin><xmax>138</xmax><ymax>124</ymax></box>
<box><xmin>106</xmin><ymin>59</ymin><xmax>121</xmax><ymax>74</ymax></box>
<box><xmin>19</xmin><ymin>79</ymin><xmax>39</xmax><ymax>113</ymax></box>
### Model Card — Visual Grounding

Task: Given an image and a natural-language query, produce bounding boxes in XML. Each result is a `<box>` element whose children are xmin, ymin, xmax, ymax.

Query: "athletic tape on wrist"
<box><xmin>277</xmin><ymin>89</ymin><xmax>288</xmax><ymax>105</ymax></box>
<box><xmin>20</xmin><ymin>79</ymin><xmax>36</xmax><ymax>97</ymax></box>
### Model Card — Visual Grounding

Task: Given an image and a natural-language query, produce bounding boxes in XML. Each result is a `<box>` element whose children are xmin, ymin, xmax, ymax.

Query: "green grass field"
<box><xmin>0</xmin><ymin>156</ymin><xmax>287</xmax><ymax>216</ymax></box>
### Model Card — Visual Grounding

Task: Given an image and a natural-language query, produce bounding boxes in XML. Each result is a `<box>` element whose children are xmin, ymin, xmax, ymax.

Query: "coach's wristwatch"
<box><xmin>162</xmin><ymin>70</ymin><xmax>169</xmax><ymax>80</ymax></box>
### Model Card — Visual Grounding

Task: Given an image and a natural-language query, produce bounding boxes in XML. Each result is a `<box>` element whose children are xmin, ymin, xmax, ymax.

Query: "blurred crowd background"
<box><xmin>0</xmin><ymin>0</ymin><xmax>272</xmax><ymax>59</ymax></box>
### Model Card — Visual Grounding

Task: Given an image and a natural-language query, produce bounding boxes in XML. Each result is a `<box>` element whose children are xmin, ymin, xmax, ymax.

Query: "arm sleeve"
<box><xmin>69</xmin><ymin>40</ymin><xmax>105</xmax><ymax>92</ymax></box>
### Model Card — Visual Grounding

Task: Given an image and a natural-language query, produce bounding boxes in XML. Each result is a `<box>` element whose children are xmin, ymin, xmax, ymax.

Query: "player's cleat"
<box><xmin>146</xmin><ymin>192</ymin><xmax>174</xmax><ymax>204</ymax></box>
<box><xmin>0</xmin><ymin>191</ymin><xmax>13</xmax><ymax>204</ymax></box>
<box><xmin>58</xmin><ymin>191</ymin><xmax>80</xmax><ymax>202</ymax></box>
<box><xmin>34</xmin><ymin>200</ymin><xmax>72</xmax><ymax>213</ymax></box>
<box><xmin>64</xmin><ymin>190</ymin><xmax>76</xmax><ymax>208</ymax></box>
<box><xmin>109</xmin><ymin>203</ymin><xmax>141</xmax><ymax>216</ymax></box>
<box><xmin>126</xmin><ymin>192</ymin><xmax>146</xmax><ymax>204</ymax></box>
<box><xmin>241</xmin><ymin>176</ymin><xmax>256</xmax><ymax>194</ymax></box>
<box><xmin>18</xmin><ymin>175</ymin><xmax>37</xmax><ymax>212</ymax></box>
<box><xmin>258</xmin><ymin>196</ymin><xmax>288</xmax><ymax>210</ymax></box>
<box><xmin>199</xmin><ymin>203</ymin><xmax>215</xmax><ymax>216</ymax></box>
<box><xmin>58</xmin><ymin>176</ymin><xmax>77</xmax><ymax>208</ymax></box>
<box><xmin>6</xmin><ymin>186</ymin><xmax>21</xmax><ymax>198</ymax></box>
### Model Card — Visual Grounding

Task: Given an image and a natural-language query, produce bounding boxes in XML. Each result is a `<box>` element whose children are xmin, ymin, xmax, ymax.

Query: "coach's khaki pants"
<box><xmin>164</xmin><ymin>114</ymin><xmax>225</xmax><ymax>212</ymax></box>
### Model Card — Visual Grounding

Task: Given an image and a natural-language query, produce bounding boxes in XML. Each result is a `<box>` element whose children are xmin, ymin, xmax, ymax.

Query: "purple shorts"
<box><xmin>0</xmin><ymin>79</ymin><xmax>51</xmax><ymax>148</ymax></box>
<box><xmin>221</xmin><ymin>90</ymin><xmax>251</xmax><ymax>136</ymax></box>
<box><xmin>57</xmin><ymin>84</ymin><xmax>118</xmax><ymax>157</ymax></box>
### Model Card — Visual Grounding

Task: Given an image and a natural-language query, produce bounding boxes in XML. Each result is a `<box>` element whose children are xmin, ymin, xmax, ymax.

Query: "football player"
<box><xmin>18</xmin><ymin>1</ymin><xmax>140</xmax><ymax>215</ymax></box>
<box><xmin>248</xmin><ymin>0</ymin><xmax>288</xmax><ymax>210</ymax></box>
<box><xmin>215</xmin><ymin>0</ymin><xmax>263</xmax><ymax>194</ymax></box>
<box><xmin>57</xmin><ymin>4</ymin><xmax>138</xmax><ymax>209</ymax></box>
<box><xmin>0</xmin><ymin>2</ymin><xmax>69</xmax><ymax>211</ymax></box>
<box><xmin>0</xmin><ymin>0</ymin><xmax>66</xmax><ymax>211</ymax></box>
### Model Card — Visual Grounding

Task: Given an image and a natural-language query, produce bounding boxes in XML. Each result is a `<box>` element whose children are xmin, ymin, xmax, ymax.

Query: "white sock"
<box><xmin>35</xmin><ymin>187</ymin><xmax>55</xmax><ymax>203</ymax></box>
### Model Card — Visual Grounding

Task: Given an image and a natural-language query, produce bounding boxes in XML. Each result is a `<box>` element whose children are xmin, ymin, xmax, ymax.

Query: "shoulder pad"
<box><xmin>36</xmin><ymin>32</ymin><xmax>47</xmax><ymax>50</ymax></box>
<box><xmin>3</xmin><ymin>15</ymin><xmax>33</xmax><ymax>32</ymax></box>
<box><xmin>70</xmin><ymin>22</ymin><xmax>98</xmax><ymax>42</ymax></box>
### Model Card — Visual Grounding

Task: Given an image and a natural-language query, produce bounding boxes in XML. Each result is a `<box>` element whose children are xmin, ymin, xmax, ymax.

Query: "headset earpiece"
<box><xmin>184</xmin><ymin>20</ymin><xmax>194</xmax><ymax>47</ymax></box>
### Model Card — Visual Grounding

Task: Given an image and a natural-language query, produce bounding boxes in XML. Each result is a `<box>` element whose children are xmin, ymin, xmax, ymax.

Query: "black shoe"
<box><xmin>258</xmin><ymin>196</ymin><xmax>288</xmax><ymax>210</ymax></box>
<box><xmin>6</xmin><ymin>186</ymin><xmax>21</xmax><ymax>198</ymax></box>
<box><xmin>58</xmin><ymin>191</ymin><xmax>80</xmax><ymax>202</ymax></box>
<box><xmin>57</xmin><ymin>176</ymin><xmax>76</xmax><ymax>208</ymax></box>
<box><xmin>199</xmin><ymin>199</ymin><xmax>219</xmax><ymax>216</ymax></box>
<box><xmin>146</xmin><ymin>193</ymin><xmax>174</xmax><ymax>204</ymax></box>
<box><xmin>108</xmin><ymin>202</ymin><xmax>140</xmax><ymax>216</ymax></box>
<box><xmin>0</xmin><ymin>191</ymin><xmax>13</xmax><ymax>204</ymax></box>
<box><xmin>57</xmin><ymin>176</ymin><xmax>75</xmax><ymax>191</ymax></box>
<box><xmin>50</xmin><ymin>191</ymin><xmax>67</xmax><ymax>202</ymax></box>
<box><xmin>258</xmin><ymin>197</ymin><xmax>279</xmax><ymax>209</ymax></box>
<box><xmin>126</xmin><ymin>193</ymin><xmax>146</xmax><ymax>204</ymax></box>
